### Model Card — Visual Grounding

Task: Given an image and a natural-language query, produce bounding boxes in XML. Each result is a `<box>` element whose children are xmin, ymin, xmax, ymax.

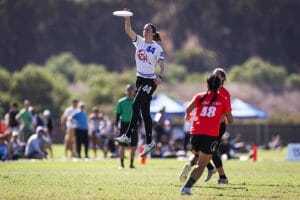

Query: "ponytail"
<box><xmin>208</xmin><ymin>92</ymin><xmax>218</xmax><ymax>106</ymax></box>
<box><xmin>199</xmin><ymin>91</ymin><xmax>209</xmax><ymax>105</ymax></box>
<box><xmin>199</xmin><ymin>90</ymin><xmax>218</xmax><ymax>106</ymax></box>
<box><xmin>153</xmin><ymin>32</ymin><xmax>161</xmax><ymax>42</ymax></box>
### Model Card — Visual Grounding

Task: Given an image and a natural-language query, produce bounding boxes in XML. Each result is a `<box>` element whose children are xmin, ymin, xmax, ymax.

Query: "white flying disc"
<box><xmin>113</xmin><ymin>10</ymin><xmax>133</xmax><ymax>17</ymax></box>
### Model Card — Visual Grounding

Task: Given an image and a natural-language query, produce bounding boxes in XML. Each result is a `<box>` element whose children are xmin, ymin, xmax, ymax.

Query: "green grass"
<box><xmin>1</xmin><ymin>146</ymin><xmax>300</xmax><ymax>200</ymax></box>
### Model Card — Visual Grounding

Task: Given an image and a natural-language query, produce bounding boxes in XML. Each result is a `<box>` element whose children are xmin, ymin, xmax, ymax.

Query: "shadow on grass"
<box><xmin>230</xmin><ymin>183</ymin><xmax>300</xmax><ymax>188</ymax></box>
<box><xmin>174</xmin><ymin>182</ymin><xmax>300</xmax><ymax>190</ymax></box>
<box><xmin>173</xmin><ymin>184</ymin><xmax>248</xmax><ymax>191</ymax></box>
<box><xmin>173</xmin><ymin>184</ymin><xmax>284</xmax><ymax>199</ymax></box>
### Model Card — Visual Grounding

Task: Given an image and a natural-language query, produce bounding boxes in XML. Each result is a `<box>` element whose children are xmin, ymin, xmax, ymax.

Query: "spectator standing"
<box><xmin>16</xmin><ymin>99</ymin><xmax>33</xmax><ymax>143</ymax></box>
<box><xmin>61</xmin><ymin>99</ymin><xmax>79</xmax><ymax>158</ymax></box>
<box><xmin>115</xmin><ymin>84</ymin><xmax>139</xmax><ymax>168</ymax></box>
<box><xmin>99</xmin><ymin>116</ymin><xmax>118</xmax><ymax>158</ymax></box>
<box><xmin>73</xmin><ymin>102</ymin><xmax>89</xmax><ymax>158</ymax></box>
<box><xmin>30</xmin><ymin>106</ymin><xmax>44</xmax><ymax>129</ymax></box>
<box><xmin>88</xmin><ymin>106</ymin><xmax>105</xmax><ymax>158</ymax></box>
<box><xmin>5</xmin><ymin>102</ymin><xmax>19</xmax><ymax>132</ymax></box>
<box><xmin>43</xmin><ymin>110</ymin><xmax>53</xmax><ymax>137</ymax></box>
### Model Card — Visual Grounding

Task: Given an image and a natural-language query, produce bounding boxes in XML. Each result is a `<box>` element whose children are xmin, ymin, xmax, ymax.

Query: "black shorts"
<box><xmin>119</xmin><ymin>121</ymin><xmax>138</xmax><ymax>147</ymax></box>
<box><xmin>190</xmin><ymin>134</ymin><xmax>219</xmax><ymax>155</ymax></box>
<box><xmin>136</xmin><ymin>76</ymin><xmax>157</xmax><ymax>97</ymax></box>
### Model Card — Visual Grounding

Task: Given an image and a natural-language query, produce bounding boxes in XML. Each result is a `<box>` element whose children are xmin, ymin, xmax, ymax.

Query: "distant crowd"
<box><xmin>0</xmin><ymin>99</ymin><xmax>188</xmax><ymax>161</ymax></box>
<box><xmin>0</xmin><ymin>99</ymin><xmax>259</xmax><ymax>162</ymax></box>
<box><xmin>0</xmin><ymin>100</ymin><xmax>53</xmax><ymax>161</ymax></box>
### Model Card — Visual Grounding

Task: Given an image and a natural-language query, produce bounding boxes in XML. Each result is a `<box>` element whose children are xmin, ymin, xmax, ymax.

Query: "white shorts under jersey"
<box><xmin>133</xmin><ymin>35</ymin><xmax>165</xmax><ymax>79</ymax></box>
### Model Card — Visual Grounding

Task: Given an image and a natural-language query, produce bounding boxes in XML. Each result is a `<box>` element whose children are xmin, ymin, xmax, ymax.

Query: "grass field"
<box><xmin>1</xmin><ymin>145</ymin><xmax>300</xmax><ymax>200</ymax></box>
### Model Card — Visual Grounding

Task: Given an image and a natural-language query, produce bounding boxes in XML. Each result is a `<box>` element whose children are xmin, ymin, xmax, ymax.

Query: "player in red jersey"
<box><xmin>179</xmin><ymin>68</ymin><xmax>232</xmax><ymax>184</ymax></box>
<box><xmin>180</xmin><ymin>74</ymin><xmax>233</xmax><ymax>195</ymax></box>
<box><xmin>203</xmin><ymin>68</ymin><xmax>231</xmax><ymax>183</ymax></box>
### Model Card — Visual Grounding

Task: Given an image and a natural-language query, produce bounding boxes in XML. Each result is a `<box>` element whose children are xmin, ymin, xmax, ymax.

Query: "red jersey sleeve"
<box><xmin>223</xmin><ymin>96</ymin><xmax>231</xmax><ymax>113</ymax></box>
<box><xmin>191</xmin><ymin>93</ymin><xmax>204</xmax><ymax>107</ymax></box>
<box><xmin>219</xmin><ymin>87</ymin><xmax>231</xmax><ymax>110</ymax></box>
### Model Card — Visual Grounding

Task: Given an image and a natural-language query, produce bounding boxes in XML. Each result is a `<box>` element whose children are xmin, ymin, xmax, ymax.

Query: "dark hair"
<box><xmin>213</xmin><ymin>67</ymin><xmax>226</xmax><ymax>84</ymax></box>
<box><xmin>199</xmin><ymin>74</ymin><xmax>221</xmax><ymax>105</ymax></box>
<box><xmin>147</xmin><ymin>23</ymin><xmax>161</xmax><ymax>42</ymax></box>
<box><xmin>11</xmin><ymin>102</ymin><xmax>18</xmax><ymax>108</ymax></box>
<box><xmin>72</xmin><ymin>99</ymin><xmax>79</xmax><ymax>104</ymax></box>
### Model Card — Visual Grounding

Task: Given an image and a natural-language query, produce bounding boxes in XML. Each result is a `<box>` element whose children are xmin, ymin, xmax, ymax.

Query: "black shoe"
<box><xmin>119</xmin><ymin>164</ymin><xmax>124</xmax><ymax>169</ymax></box>
<box><xmin>129</xmin><ymin>164</ymin><xmax>135</xmax><ymax>169</ymax></box>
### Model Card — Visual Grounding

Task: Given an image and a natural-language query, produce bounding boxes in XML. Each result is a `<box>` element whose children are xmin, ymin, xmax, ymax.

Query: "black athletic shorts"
<box><xmin>136</xmin><ymin>76</ymin><xmax>157</xmax><ymax>97</ymax></box>
<box><xmin>190</xmin><ymin>134</ymin><xmax>219</xmax><ymax>155</ymax></box>
<box><xmin>119</xmin><ymin>121</ymin><xmax>138</xmax><ymax>147</ymax></box>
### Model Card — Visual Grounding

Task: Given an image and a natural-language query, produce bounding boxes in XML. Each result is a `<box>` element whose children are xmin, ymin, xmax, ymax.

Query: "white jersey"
<box><xmin>133</xmin><ymin>35</ymin><xmax>165</xmax><ymax>79</ymax></box>
<box><xmin>62</xmin><ymin>106</ymin><xmax>78</xmax><ymax>129</ymax></box>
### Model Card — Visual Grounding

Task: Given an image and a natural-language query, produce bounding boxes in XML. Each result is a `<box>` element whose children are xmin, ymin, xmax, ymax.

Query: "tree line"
<box><xmin>1</xmin><ymin>52</ymin><xmax>299</xmax><ymax>120</ymax></box>
<box><xmin>0</xmin><ymin>0</ymin><xmax>299</xmax><ymax>73</ymax></box>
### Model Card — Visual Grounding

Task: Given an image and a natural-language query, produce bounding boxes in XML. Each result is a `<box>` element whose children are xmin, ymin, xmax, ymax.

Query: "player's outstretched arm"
<box><xmin>125</xmin><ymin>16</ymin><xmax>136</xmax><ymax>40</ymax></box>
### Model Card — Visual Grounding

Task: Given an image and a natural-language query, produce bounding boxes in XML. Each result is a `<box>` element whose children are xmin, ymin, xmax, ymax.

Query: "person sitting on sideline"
<box><xmin>8</xmin><ymin>131</ymin><xmax>25</xmax><ymax>160</ymax></box>
<box><xmin>0</xmin><ymin>114</ymin><xmax>10</xmax><ymax>161</ymax></box>
<box><xmin>25</xmin><ymin>126</ymin><xmax>48</xmax><ymax>159</ymax></box>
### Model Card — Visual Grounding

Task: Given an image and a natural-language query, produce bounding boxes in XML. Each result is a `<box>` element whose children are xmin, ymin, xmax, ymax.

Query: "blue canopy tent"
<box><xmin>231</xmin><ymin>98</ymin><xmax>267</xmax><ymax>119</ymax></box>
<box><xmin>150</xmin><ymin>94</ymin><xmax>185</xmax><ymax>116</ymax></box>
